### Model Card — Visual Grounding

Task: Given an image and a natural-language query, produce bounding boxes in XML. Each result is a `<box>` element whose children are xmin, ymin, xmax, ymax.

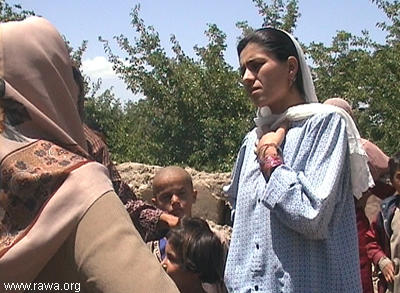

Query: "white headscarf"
<box><xmin>253</xmin><ymin>28</ymin><xmax>373</xmax><ymax>199</ymax></box>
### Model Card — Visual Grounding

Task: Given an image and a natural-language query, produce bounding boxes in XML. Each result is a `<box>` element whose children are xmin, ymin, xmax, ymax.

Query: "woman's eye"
<box><xmin>248</xmin><ymin>61</ymin><xmax>262</xmax><ymax>73</ymax></box>
<box><xmin>240</xmin><ymin>61</ymin><xmax>263</xmax><ymax>77</ymax></box>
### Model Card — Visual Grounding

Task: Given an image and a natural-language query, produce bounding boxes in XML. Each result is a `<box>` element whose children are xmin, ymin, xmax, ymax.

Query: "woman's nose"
<box><xmin>242</xmin><ymin>68</ymin><xmax>255</xmax><ymax>85</ymax></box>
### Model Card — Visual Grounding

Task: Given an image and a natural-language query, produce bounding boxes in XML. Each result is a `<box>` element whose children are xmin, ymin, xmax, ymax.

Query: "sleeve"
<box><xmin>74</xmin><ymin>191</ymin><xmax>179</xmax><ymax>293</ymax></box>
<box><xmin>223</xmin><ymin>134</ymin><xmax>249</xmax><ymax>219</ymax></box>
<box><xmin>261</xmin><ymin>112</ymin><xmax>350</xmax><ymax>240</ymax></box>
<box><xmin>366</xmin><ymin>214</ymin><xmax>389</xmax><ymax>266</ymax></box>
<box><xmin>84</xmin><ymin>125</ymin><xmax>165</xmax><ymax>241</ymax></box>
<box><xmin>125</xmin><ymin>198</ymin><xmax>164</xmax><ymax>242</ymax></box>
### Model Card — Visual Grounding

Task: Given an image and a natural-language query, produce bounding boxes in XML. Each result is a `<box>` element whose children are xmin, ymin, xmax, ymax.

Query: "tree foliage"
<box><xmin>100</xmin><ymin>5</ymin><xmax>255</xmax><ymax>171</ymax></box>
<box><xmin>4</xmin><ymin>0</ymin><xmax>400</xmax><ymax>170</ymax></box>
<box><xmin>307</xmin><ymin>1</ymin><xmax>400</xmax><ymax>155</ymax></box>
<box><xmin>97</xmin><ymin>1</ymin><xmax>305</xmax><ymax>172</ymax></box>
<box><xmin>0</xmin><ymin>0</ymin><xmax>35</xmax><ymax>22</ymax></box>
<box><xmin>253</xmin><ymin>0</ymin><xmax>300</xmax><ymax>32</ymax></box>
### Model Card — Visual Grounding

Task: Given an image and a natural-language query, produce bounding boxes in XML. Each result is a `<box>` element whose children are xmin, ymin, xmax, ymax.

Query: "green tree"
<box><xmin>236</xmin><ymin>0</ymin><xmax>300</xmax><ymax>36</ymax></box>
<box><xmin>98</xmin><ymin>0</ymin><xmax>304</xmax><ymax>171</ymax></box>
<box><xmin>307</xmin><ymin>0</ymin><xmax>400</xmax><ymax>155</ymax></box>
<box><xmin>83</xmin><ymin>83</ymin><xmax>130</xmax><ymax>162</ymax></box>
<box><xmin>0</xmin><ymin>0</ymin><xmax>35</xmax><ymax>22</ymax></box>
<box><xmin>101</xmin><ymin>5</ymin><xmax>255</xmax><ymax>171</ymax></box>
<box><xmin>6</xmin><ymin>0</ymin><xmax>400</xmax><ymax>170</ymax></box>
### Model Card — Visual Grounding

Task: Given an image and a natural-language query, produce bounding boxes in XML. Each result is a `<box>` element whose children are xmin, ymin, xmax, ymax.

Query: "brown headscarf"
<box><xmin>323</xmin><ymin>98</ymin><xmax>354</xmax><ymax>119</ymax></box>
<box><xmin>0</xmin><ymin>17</ymin><xmax>113</xmax><ymax>282</ymax></box>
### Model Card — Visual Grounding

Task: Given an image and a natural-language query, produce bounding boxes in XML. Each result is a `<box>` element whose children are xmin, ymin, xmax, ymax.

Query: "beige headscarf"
<box><xmin>0</xmin><ymin>17</ymin><xmax>113</xmax><ymax>282</ymax></box>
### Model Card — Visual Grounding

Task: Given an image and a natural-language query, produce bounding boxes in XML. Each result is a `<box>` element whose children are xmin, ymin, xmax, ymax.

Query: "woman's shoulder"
<box><xmin>241</xmin><ymin>128</ymin><xmax>257</xmax><ymax>145</ymax></box>
<box><xmin>293</xmin><ymin>111</ymin><xmax>345</xmax><ymax>131</ymax></box>
<box><xmin>287</xmin><ymin>103</ymin><xmax>346</xmax><ymax>128</ymax></box>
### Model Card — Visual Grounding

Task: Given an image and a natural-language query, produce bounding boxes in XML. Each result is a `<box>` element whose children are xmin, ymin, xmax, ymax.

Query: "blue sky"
<box><xmin>7</xmin><ymin>0</ymin><xmax>390</xmax><ymax>102</ymax></box>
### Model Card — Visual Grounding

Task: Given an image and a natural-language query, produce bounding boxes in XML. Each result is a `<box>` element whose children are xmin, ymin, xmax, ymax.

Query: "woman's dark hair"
<box><xmin>72</xmin><ymin>65</ymin><xmax>85</xmax><ymax>120</ymax></box>
<box><xmin>389</xmin><ymin>152</ymin><xmax>400</xmax><ymax>180</ymax></box>
<box><xmin>166</xmin><ymin>217</ymin><xmax>225</xmax><ymax>283</ymax></box>
<box><xmin>237</xmin><ymin>27</ymin><xmax>305</xmax><ymax>97</ymax></box>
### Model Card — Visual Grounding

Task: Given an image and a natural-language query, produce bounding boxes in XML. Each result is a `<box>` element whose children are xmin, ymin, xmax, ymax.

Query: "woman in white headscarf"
<box><xmin>0</xmin><ymin>17</ymin><xmax>178</xmax><ymax>292</ymax></box>
<box><xmin>224</xmin><ymin>27</ymin><xmax>373</xmax><ymax>293</ymax></box>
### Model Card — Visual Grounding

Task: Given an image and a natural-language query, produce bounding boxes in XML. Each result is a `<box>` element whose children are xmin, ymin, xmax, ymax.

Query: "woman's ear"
<box><xmin>287</xmin><ymin>56</ymin><xmax>299</xmax><ymax>82</ymax></box>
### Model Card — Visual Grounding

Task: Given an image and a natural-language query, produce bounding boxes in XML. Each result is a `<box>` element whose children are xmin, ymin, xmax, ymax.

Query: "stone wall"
<box><xmin>116</xmin><ymin>162</ymin><xmax>386</xmax><ymax>245</ymax></box>
<box><xmin>116</xmin><ymin>162</ymin><xmax>233</xmax><ymax>226</ymax></box>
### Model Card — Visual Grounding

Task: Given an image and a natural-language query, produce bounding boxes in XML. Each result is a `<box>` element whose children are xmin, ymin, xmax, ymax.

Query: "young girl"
<box><xmin>161</xmin><ymin>217</ymin><xmax>227</xmax><ymax>293</ymax></box>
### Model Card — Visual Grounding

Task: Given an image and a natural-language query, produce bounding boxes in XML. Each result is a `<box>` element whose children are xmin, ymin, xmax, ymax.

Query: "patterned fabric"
<box><xmin>147</xmin><ymin>237</ymin><xmax>167</xmax><ymax>263</ymax></box>
<box><xmin>257</xmin><ymin>103</ymin><xmax>373</xmax><ymax>199</ymax></box>
<box><xmin>125</xmin><ymin>200</ymin><xmax>163</xmax><ymax>241</ymax></box>
<box><xmin>0</xmin><ymin>140</ymin><xmax>88</xmax><ymax>256</ymax></box>
<box><xmin>224</xmin><ymin>112</ymin><xmax>361</xmax><ymax>293</ymax></box>
<box><xmin>83</xmin><ymin>124</ymin><xmax>164</xmax><ymax>241</ymax></box>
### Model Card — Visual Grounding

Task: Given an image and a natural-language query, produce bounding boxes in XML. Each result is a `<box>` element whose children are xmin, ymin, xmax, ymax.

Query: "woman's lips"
<box><xmin>251</xmin><ymin>88</ymin><xmax>262</xmax><ymax>96</ymax></box>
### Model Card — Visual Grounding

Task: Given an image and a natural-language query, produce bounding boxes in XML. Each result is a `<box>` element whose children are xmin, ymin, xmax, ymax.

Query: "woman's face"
<box><xmin>239</xmin><ymin>42</ymin><xmax>292</xmax><ymax>113</ymax></box>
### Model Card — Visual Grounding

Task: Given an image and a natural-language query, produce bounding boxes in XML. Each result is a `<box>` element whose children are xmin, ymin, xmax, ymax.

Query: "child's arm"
<box><xmin>366</xmin><ymin>214</ymin><xmax>395</xmax><ymax>283</ymax></box>
<box><xmin>380</xmin><ymin>257</ymin><xmax>395</xmax><ymax>283</ymax></box>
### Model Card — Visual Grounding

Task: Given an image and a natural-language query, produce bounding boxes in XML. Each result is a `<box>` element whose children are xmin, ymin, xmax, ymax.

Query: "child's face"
<box><xmin>161</xmin><ymin>242</ymin><xmax>197</xmax><ymax>292</ymax></box>
<box><xmin>391</xmin><ymin>171</ymin><xmax>400</xmax><ymax>194</ymax></box>
<box><xmin>152</xmin><ymin>173</ymin><xmax>197</xmax><ymax>218</ymax></box>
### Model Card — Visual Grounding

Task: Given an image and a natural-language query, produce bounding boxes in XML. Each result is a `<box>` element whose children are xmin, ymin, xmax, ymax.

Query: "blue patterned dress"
<box><xmin>224</xmin><ymin>112</ymin><xmax>361</xmax><ymax>293</ymax></box>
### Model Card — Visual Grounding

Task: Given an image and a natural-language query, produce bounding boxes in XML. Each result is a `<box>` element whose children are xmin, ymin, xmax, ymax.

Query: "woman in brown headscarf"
<box><xmin>0</xmin><ymin>16</ymin><xmax>178</xmax><ymax>292</ymax></box>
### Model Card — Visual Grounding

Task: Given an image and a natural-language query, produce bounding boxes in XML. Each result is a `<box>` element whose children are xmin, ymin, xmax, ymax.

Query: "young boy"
<box><xmin>367</xmin><ymin>152</ymin><xmax>400</xmax><ymax>293</ymax></box>
<box><xmin>148</xmin><ymin>166</ymin><xmax>197</xmax><ymax>261</ymax></box>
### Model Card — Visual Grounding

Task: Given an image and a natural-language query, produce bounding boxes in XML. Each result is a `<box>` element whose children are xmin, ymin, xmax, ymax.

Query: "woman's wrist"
<box><xmin>257</xmin><ymin>142</ymin><xmax>281</xmax><ymax>157</ymax></box>
<box><xmin>257</xmin><ymin>143</ymin><xmax>283</xmax><ymax>176</ymax></box>
<box><xmin>378</xmin><ymin>256</ymin><xmax>393</xmax><ymax>271</ymax></box>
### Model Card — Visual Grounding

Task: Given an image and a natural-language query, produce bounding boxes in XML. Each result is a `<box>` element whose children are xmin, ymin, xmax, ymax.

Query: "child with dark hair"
<box><xmin>161</xmin><ymin>217</ymin><xmax>227</xmax><ymax>293</ymax></box>
<box><xmin>367</xmin><ymin>152</ymin><xmax>400</xmax><ymax>293</ymax></box>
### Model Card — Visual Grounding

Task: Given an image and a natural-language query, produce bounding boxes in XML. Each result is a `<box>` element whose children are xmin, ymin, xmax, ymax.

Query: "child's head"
<box><xmin>323</xmin><ymin>98</ymin><xmax>354</xmax><ymax>119</ymax></box>
<box><xmin>389</xmin><ymin>152</ymin><xmax>400</xmax><ymax>193</ymax></box>
<box><xmin>152</xmin><ymin>166</ymin><xmax>197</xmax><ymax>218</ymax></box>
<box><xmin>161</xmin><ymin>217</ymin><xmax>225</xmax><ymax>292</ymax></box>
